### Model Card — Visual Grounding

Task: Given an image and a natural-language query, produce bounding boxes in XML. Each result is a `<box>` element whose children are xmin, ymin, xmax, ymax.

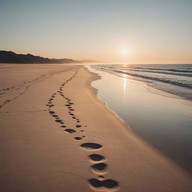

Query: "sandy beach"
<box><xmin>0</xmin><ymin>64</ymin><xmax>192</xmax><ymax>192</ymax></box>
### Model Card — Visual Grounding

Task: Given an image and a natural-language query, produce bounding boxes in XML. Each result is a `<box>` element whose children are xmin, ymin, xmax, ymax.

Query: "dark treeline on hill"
<box><xmin>0</xmin><ymin>50</ymin><xmax>80</xmax><ymax>64</ymax></box>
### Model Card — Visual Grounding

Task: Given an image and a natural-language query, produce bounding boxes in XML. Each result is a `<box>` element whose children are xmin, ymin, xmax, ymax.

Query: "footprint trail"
<box><xmin>46</xmin><ymin>70</ymin><xmax>119</xmax><ymax>191</ymax></box>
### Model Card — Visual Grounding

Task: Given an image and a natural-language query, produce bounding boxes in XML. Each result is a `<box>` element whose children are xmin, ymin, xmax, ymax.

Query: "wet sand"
<box><xmin>0</xmin><ymin>64</ymin><xmax>191</xmax><ymax>192</ymax></box>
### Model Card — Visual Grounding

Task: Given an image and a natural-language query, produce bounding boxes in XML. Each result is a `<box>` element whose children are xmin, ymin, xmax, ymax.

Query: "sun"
<box><xmin>121</xmin><ymin>48</ymin><xmax>129</xmax><ymax>55</ymax></box>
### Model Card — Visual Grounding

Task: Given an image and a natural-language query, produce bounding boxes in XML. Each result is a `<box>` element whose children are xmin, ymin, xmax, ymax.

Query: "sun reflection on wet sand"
<box><xmin>122</xmin><ymin>74</ymin><xmax>128</xmax><ymax>98</ymax></box>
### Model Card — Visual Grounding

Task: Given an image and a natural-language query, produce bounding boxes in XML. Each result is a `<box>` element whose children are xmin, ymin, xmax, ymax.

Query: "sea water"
<box><xmin>88</xmin><ymin>64</ymin><xmax>192</xmax><ymax>174</ymax></box>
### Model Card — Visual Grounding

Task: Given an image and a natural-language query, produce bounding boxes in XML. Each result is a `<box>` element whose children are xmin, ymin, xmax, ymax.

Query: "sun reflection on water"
<box><xmin>123</xmin><ymin>74</ymin><xmax>128</xmax><ymax>98</ymax></box>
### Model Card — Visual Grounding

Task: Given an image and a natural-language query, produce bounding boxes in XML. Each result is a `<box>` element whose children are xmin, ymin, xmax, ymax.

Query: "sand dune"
<box><xmin>0</xmin><ymin>64</ymin><xmax>191</xmax><ymax>192</ymax></box>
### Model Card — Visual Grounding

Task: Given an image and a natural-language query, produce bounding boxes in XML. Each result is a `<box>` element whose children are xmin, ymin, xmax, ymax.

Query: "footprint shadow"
<box><xmin>80</xmin><ymin>143</ymin><xmax>102</xmax><ymax>150</ymax></box>
<box><xmin>65</xmin><ymin>129</ymin><xmax>76</xmax><ymax>134</ymax></box>
<box><xmin>91</xmin><ymin>163</ymin><xmax>108</xmax><ymax>173</ymax></box>
<box><xmin>89</xmin><ymin>154</ymin><xmax>105</xmax><ymax>162</ymax></box>
<box><xmin>88</xmin><ymin>178</ymin><xmax>119</xmax><ymax>191</ymax></box>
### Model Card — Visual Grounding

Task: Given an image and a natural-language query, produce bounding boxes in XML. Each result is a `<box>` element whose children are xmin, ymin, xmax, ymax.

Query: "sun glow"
<box><xmin>121</xmin><ymin>48</ymin><xmax>129</xmax><ymax>55</ymax></box>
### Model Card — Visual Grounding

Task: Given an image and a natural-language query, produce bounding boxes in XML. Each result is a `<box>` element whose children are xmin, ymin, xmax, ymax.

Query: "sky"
<box><xmin>0</xmin><ymin>0</ymin><xmax>192</xmax><ymax>64</ymax></box>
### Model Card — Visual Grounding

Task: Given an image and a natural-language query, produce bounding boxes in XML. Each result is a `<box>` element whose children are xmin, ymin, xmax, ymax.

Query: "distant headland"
<box><xmin>0</xmin><ymin>50</ymin><xmax>81</xmax><ymax>64</ymax></box>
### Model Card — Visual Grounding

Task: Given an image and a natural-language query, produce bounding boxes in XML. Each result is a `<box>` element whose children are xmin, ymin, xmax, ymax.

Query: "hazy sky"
<box><xmin>0</xmin><ymin>0</ymin><xmax>191</xmax><ymax>64</ymax></box>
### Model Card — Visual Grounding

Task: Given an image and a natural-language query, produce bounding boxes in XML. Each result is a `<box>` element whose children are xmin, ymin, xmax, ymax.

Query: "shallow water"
<box><xmin>88</xmin><ymin>64</ymin><xmax>192</xmax><ymax>175</ymax></box>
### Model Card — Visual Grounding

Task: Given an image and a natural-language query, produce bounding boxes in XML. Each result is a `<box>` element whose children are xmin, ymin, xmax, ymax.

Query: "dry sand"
<box><xmin>0</xmin><ymin>64</ymin><xmax>191</xmax><ymax>192</ymax></box>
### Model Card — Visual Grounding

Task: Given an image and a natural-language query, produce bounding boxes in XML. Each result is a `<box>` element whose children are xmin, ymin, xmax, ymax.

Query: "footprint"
<box><xmin>91</xmin><ymin>163</ymin><xmax>107</xmax><ymax>173</ymax></box>
<box><xmin>76</xmin><ymin>125</ymin><xmax>81</xmax><ymax>128</ymax></box>
<box><xmin>65</xmin><ymin>129</ymin><xmax>76</xmax><ymax>134</ymax></box>
<box><xmin>89</xmin><ymin>154</ymin><xmax>105</xmax><ymax>162</ymax></box>
<box><xmin>80</xmin><ymin>143</ymin><xmax>102</xmax><ymax>150</ymax></box>
<box><xmin>74</xmin><ymin>137</ymin><xmax>82</xmax><ymax>140</ymax></box>
<box><xmin>61</xmin><ymin>125</ymin><xmax>66</xmax><ymax>128</ymax></box>
<box><xmin>88</xmin><ymin>178</ymin><xmax>119</xmax><ymax>190</ymax></box>
<box><xmin>55</xmin><ymin>119</ymin><xmax>63</xmax><ymax>123</ymax></box>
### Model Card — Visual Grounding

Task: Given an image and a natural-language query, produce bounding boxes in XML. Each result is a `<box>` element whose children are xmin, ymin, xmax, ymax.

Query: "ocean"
<box><xmin>88</xmin><ymin>64</ymin><xmax>192</xmax><ymax>174</ymax></box>
<box><xmin>92</xmin><ymin>64</ymin><xmax>192</xmax><ymax>101</ymax></box>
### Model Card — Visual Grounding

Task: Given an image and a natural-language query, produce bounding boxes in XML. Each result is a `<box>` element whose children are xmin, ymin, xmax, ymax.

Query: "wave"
<box><xmin>92</xmin><ymin>64</ymin><xmax>192</xmax><ymax>101</ymax></box>
<box><xmin>127</xmin><ymin>67</ymin><xmax>192</xmax><ymax>73</ymax></box>
<box><xmin>113</xmin><ymin>70</ymin><xmax>192</xmax><ymax>89</ymax></box>
<box><xmin>121</xmin><ymin>68</ymin><xmax>192</xmax><ymax>77</ymax></box>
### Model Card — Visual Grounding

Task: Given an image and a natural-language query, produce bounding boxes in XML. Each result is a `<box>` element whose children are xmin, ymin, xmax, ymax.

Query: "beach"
<box><xmin>0</xmin><ymin>64</ymin><xmax>192</xmax><ymax>192</ymax></box>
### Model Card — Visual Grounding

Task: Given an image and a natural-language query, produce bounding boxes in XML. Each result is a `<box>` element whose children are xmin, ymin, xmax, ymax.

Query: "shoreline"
<box><xmin>0</xmin><ymin>64</ymin><xmax>191</xmax><ymax>192</ymax></box>
<box><xmin>84</xmin><ymin>66</ymin><xmax>131</xmax><ymax>131</ymax></box>
<box><xmin>87</xmin><ymin>64</ymin><xmax>192</xmax><ymax>175</ymax></box>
